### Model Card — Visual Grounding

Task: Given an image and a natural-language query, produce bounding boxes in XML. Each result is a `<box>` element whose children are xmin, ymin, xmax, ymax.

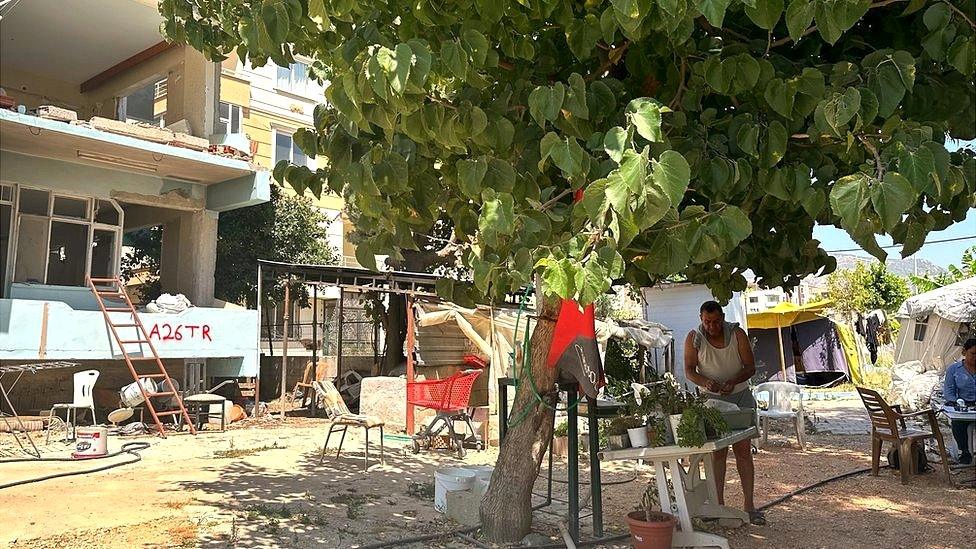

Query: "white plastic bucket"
<box><xmin>73</xmin><ymin>427</ymin><xmax>108</xmax><ymax>459</ymax></box>
<box><xmin>627</xmin><ymin>426</ymin><xmax>649</xmax><ymax>448</ymax></box>
<box><xmin>120</xmin><ymin>378</ymin><xmax>156</xmax><ymax>407</ymax></box>
<box><xmin>474</xmin><ymin>470</ymin><xmax>492</xmax><ymax>495</ymax></box>
<box><xmin>434</xmin><ymin>467</ymin><xmax>476</xmax><ymax>513</ymax></box>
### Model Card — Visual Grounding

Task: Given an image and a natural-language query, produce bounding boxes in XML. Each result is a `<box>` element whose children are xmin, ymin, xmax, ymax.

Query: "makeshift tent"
<box><xmin>747</xmin><ymin>301</ymin><xmax>862</xmax><ymax>385</ymax></box>
<box><xmin>895</xmin><ymin>277</ymin><xmax>976</xmax><ymax>369</ymax></box>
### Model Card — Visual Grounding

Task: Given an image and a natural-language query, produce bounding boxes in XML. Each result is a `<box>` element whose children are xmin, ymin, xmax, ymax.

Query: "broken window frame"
<box><xmin>8</xmin><ymin>185</ymin><xmax>124</xmax><ymax>288</ymax></box>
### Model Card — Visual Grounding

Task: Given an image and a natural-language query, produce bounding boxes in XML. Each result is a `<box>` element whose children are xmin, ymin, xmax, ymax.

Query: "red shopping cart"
<box><xmin>407</xmin><ymin>357</ymin><xmax>485</xmax><ymax>458</ymax></box>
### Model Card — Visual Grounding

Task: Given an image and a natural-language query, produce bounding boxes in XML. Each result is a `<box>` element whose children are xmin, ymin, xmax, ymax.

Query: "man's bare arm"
<box><xmin>728</xmin><ymin>327</ymin><xmax>757</xmax><ymax>385</ymax></box>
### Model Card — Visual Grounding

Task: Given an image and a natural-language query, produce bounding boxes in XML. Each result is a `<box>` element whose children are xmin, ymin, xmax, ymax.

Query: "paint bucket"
<box><xmin>120</xmin><ymin>378</ymin><xmax>156</xmax><ymax>407</ymax></box>
<box><xmin>433</xmin><ymin>467</ymin><xmax>476</xmax><ymax>513</ymax></box>
<box><xmin>72</xmin><ymin>427</ymin><xmax>108</xmax><ymax>459</ymax></box>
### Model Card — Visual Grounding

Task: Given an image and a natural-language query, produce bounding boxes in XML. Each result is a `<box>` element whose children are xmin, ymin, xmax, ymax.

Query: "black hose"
<box><xmin>356</xmin><ymin>525</ymin><xmax>480</xmax><ymax>549</ymax></box>
<box><xmin>756</xmin><ymin>466</ymin><xmax>872</xmax><ymax>512</ymax></box>
<box><xmin>0</xmin><ymin>441</ymin><xmax>150</xmax><ymax>490</ymax></box>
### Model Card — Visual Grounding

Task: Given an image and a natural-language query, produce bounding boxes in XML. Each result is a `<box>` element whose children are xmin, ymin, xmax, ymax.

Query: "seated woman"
<box><xmin>943</xmin><ymin>338</ymin><xmax>976</xmax><ymax>464</ymax></box>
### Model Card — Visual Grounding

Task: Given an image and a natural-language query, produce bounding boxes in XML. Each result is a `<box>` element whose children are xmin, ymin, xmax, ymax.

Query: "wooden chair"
<box><xmin>312</xmin><ymin>380</ymin><xmax>384</xmax><ymax>470</ymax></box>
<box><xmin>856</xmin><ymin>387</ymin><xmax>952</xmax><ymax>485</ymax></box>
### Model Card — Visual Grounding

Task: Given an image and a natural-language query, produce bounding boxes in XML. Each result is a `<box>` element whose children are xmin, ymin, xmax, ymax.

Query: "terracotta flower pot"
<box><xmin>626</xmin><ymin>510</ymin><xmax>676</xmax><ymax>549</ymax></box>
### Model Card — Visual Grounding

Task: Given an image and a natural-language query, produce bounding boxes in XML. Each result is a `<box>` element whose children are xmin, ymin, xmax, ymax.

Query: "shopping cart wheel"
<box><xmin>411</xmin><ymin>438</ymin><xmax>421</xmax><ymax>454</ymax></box>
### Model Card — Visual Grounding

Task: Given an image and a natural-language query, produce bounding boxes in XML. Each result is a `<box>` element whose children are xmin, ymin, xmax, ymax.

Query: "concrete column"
<box><xmin>163</xmin><ymin>47</ymin><xmax>219</xmax><ymax>138</ymax></box>
<box><xmin>160</xmin><ymin>209</ymin><xmax>218</xmax><ymax>306</ymax></box>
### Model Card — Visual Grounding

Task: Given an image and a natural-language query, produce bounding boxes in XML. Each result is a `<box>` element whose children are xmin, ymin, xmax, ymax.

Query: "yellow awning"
<box><xmin>747</xmin><ymin>300</ymin><xmax>833</xmax><ymax>329</ymax></box>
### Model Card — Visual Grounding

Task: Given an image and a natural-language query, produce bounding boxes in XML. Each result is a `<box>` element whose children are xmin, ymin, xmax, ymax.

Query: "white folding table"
<box><xmin>599</xmin><ymin>427</ymin><xmax>758</xmax><ymax>548</ymax></box>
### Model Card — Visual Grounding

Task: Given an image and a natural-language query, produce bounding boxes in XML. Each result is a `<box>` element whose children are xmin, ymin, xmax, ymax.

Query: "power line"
<box><xmin>825</xmin><ymin>235</ymin><xmax>975</xmax><ymax>254</ymax></box>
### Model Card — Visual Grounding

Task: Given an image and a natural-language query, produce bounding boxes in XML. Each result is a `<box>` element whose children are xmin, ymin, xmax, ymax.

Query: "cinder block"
<box><xmin>37</xmin><ymin>105</ymin><xmax>78</xmax><ymax>122</ymax></box>
<box><xmin>445</xmin><ymin>488</ymin><xmax>481</xmax><ymax>526</ymax></box>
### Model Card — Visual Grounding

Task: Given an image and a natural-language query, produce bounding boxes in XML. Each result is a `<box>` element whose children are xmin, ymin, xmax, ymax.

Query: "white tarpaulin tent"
<box><xmin>895</xmin><ymin>277</ymin><xmax>976</xmax><ymax>369</ymax></box>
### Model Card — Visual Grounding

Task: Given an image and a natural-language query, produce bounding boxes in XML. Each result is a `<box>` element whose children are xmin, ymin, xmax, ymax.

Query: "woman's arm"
<box><xmin>944</xmin><ymin>363</ymin><xmax>958</xmax><ymax>402</ymax></box>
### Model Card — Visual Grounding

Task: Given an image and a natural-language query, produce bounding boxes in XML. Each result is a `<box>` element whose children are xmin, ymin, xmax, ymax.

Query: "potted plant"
<box><xmin>623</xmin><ymin>415</ymin><xmax>650</xmax><ymax>448</ymax></box>
<box><xmin>670</xmin><ymin>396</ymin><xmax>730</xmax><ymax>447</ymax></box>
<box><xmin>605</xmin><ymin>416</ymin><xmax>634</xmax><ymax>449</ymax></box>
<box><xmin>551</xmin><ymin>420</ymin><xmax>569</xmax><ymax>457</ymax></box>
<box><xmin>626</xmin><ymin>481</ymin><xmax>677</xmax><ymax>548</ymax></box>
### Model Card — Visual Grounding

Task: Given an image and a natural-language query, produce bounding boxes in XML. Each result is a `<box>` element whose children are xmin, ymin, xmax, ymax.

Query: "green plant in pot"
<box><xmin>673</xmin><ymin>397</ymin><xmax>730</xmax><ymax>448</ymax></box>
<box><xmin>626</xmin><ymin>480</ymin><xmax>676</xmax><ymax>548</ymax></box>
<box><xmin>605</xmin><ymin>415</ymin><xmax>637</xmax><ymax>450</ymax></box>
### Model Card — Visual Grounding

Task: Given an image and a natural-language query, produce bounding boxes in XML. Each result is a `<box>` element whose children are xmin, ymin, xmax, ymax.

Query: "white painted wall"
<box><xmin>0</xmin><ymin>298</ymin><xmax>258</xmax><ymax>375</ymax></box>
<box><xmin>641</xmin><ymin>284</ymin><xmax>748</xmax><ymax>388</ymax></box>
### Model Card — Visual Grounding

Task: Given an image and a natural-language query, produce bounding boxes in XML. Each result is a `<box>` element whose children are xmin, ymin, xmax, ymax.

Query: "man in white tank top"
<box><xmin>683</xmin><ymin>300</ymin><xmax>765</xmax><ymax>525</ymax></box>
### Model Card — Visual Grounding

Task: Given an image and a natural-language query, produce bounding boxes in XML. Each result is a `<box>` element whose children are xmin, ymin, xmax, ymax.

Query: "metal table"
<box><xmin>0</xmin><ymin>361</ymin><xmax>80</xmax><ymax>456</ymax></box>
<box><xmin>498</xmin><ymin>378</ymin><xmax>622</xmax><ymax>543</ymax></box>
<box><xmin>599</xmin><ymin>427</ymin><xmax>759</xmax><ymax>549</ymax></box>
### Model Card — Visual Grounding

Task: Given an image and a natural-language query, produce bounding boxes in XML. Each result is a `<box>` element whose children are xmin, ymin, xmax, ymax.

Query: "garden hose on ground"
<box><xmin>0</xmin><ymin>441</ymin><xmax>150</xmax><ymax>490</ymax></box>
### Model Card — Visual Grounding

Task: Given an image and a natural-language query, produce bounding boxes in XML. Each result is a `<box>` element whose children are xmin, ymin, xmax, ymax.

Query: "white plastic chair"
<box><xmin>48</xmin><ymin>370</ymin><xmax>99</xmax><ymax>442</ymax></box>
<box><xmin>754</xmin><ymin>381</ymin><xmax>805</xmax><ymax>450</ymax></box>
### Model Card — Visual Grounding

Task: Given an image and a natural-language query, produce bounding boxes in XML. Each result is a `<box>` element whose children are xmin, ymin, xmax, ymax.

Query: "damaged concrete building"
<box><xmin>0</xmin><ymin>0</ymin><xmax>269</xmax><ymax>414</ymax></box>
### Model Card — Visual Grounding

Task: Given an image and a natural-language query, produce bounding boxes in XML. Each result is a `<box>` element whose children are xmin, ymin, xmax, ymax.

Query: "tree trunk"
<box><xmin>480</xmin><ymin>296</ymin><xmax>560</xmax><ymax>543</ymax></box>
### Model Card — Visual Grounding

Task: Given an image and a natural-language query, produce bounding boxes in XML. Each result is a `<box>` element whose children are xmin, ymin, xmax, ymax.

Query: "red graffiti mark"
<box><xmin>148</xmin><ymin>323</ymin><xmax>213</xmax><ymax>343</ymax></box>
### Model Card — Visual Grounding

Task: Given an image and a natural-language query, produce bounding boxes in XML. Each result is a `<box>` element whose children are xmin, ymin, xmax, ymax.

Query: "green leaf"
<box><xmin>898</xmin><ymin>145</ymin><xmax>937</xmax><ymax>194</ymax></box>
<box><xmin>818</xmin><ymin>88</ymin><xmax>861</xmax><ymax>136</ymax></box>
<box><xmin>745</xmin><ymin>0</ymin><xmax>784</xmax><ymax>30</ymax></box>
<box><xmin>871</xmin><ymin>171</ymin><xmax>916</xmax><ymax>231</ymax></box>
<box><xmin>829</xmin><ymin>173</ymin><xmax>870</xmax><ymax>229</ymax></box>
<box><xmin>948</xmin><ymin>36</ymin><xmax>976</xmax><ymax>76</ymax></box>
<box><xmin>762</xmin><ymin>121</ymin><xmax>788</xmax><ymax>167</ymax></box>
<box><xmin>479</xmin><ymin>192</ymin><xmax>516</xmax><ymax>245</ymax></box>
<box><xmin>582</xmin><ymin>178</ymin><xmax>611</xmax><ymax>222</ymax></box>
<box><xmin>795</xmin><ymin>67</ymin><xmax>825</xmax><ymax>98</ymax></box>
<box><xmin>355</xmin><ymin>242</ymin><xmax>379</xmax><ymax>272</ymax></box>
<box><xmin>551</xmin><ymin>137</ymin><xmax>587</xmax><ymax>177</ymax></box>
<box><xmin>392</xmin><ymin>43</ymin><xmax>413</xmax><ymax>94</ymax></box>
<box><xmin>652</xmin><ymin>150</ymin><xmax>691</xmax><ymax>206</ymax></box>
<box><xmin>871</xmin><ymin>64</ymin><xmax>906</xmax><ymax>118</ymax></box>
<box><xmin>462</xmin><ymin>29</ymin><xmax>490</xmax><ymax>67</ymax></box>
<box><xmin>528</xmin><ymin>85</ymin><xmax>566</xmax><ymax>128</ymax></box>
<box><xmin>764</xmin><ymin>78</ymin><xmax>796</xmax><ymax>118</ymax></box>
<box><xmin>736</xmin><ymin>124</ymin><xmax>760</xmax><ymax>157</ymax></box>
<box><xmin>308</xmin><ymin>0</ymin><xmax>330</xmax><ymax>28</ymax></box>
<box><xmin>564</xmin><ymin>73</ymin><xmax>590</xmax><ymax>120</ymax></box>
<box><xmin>730</xmin><ymin>55</ymin><xmax>761</xmax><ymax>94</ymax></box>
<box><xmin>785</xmin><ymin>0</ymin><xmax>815</xmax><ymax>42</ymax></box>
<box><xmin>890</xmin><ymin>50</ymin><xmax>917</xmax><ymax>90</ymax></box>
<box><xmin>457</xmin><ymin>158</ymin><xmax>488</xmax><ymax>199</ymax></box>
<box><xmin>566</xmin><ymin>14</ymin><xmax>603</xmax><ymax>61</ymax></box>
<box><xmin>627</xmin><ymin>98</ymin><xmax>663</xmax><ymax>142</ymax></box>
<box><xmin>815</xmin><ymin>0</ymin><xmax>870</xmax><ymax>45</ymax></box>
<box><xmin>640</xmin><ymin>227</ymin><xmax>691</xmax><ymax>275</ymax></box>
<box><xmin>441</xmin><ymin>40</ymin><xmax>468</xmax><ymax>79</ymax></box>
<box><xmin>923</xmin><ymin>3</ymin><xmax>951</xmax><ymax>31</ymax></box>
<box><xmin>292</xmin><ymin>128</ymin><xmax>318</xmax><ymax>159</ymax></box>
<box><xmin>604</xmin><ymin>126</ymin><xmax>628</xmax><ymax>163</ymax></box>
<box><xmin>902</xmin><ymin>0</ymin><xmax>927</xmax><ymax>16</ymax></box>
<box><xmin>800</xmin><ymin>187</ymin><xmax>826</xmax><ymax>218</ymax></box>
<box><xmin>695</xmin><ymin>0</ymin><xmax>732</xmax><ymax>27</ymax></box>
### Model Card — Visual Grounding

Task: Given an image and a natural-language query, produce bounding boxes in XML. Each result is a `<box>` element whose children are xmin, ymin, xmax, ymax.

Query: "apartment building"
<box><xmin>0</xmin><ymin>0</ymin><xmax>269</xmax><ymax>409</ymax></box>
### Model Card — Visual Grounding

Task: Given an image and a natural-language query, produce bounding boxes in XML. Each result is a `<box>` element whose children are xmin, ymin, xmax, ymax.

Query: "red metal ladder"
<box><xmin>87</xmin><ymin>277</ymin><xmax>196</xmax><ymax>437</ymax></box>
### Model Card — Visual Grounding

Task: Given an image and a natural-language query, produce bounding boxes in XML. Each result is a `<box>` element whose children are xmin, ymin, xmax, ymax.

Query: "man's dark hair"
<box><xmin>700</xmin><ymin>301</ymin><xmax>723</xmax><ymax>315</ymax></box>
<box><xmin>964</xmin><ymin>338</ymin><xmax>976</xmax><ymax>352</ymax></box>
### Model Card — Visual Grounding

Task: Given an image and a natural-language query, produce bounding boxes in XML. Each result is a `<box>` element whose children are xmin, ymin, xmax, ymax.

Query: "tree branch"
<box><xmin>859</xmin><ymin>135</ymin><xmax>885</xmax><ymax>180</ymax></box>
<box><xmin>540</xmin><ymin>188</ymin><xmax>574</xmax><ymax>210</ymax></box>
<box><xmin>771</xmin><ymin>0</ymin><xmax>909</xmax><ymax>48</ymax></box>
<box><xmin>669</xmin><ymin>58</ymin><xmax>688</xmax><ymax>110</ymax></box>
<box><xmin>945</xmin><ymin>0</ymin><xmax>976</xmax><ymax>29</ymax></box>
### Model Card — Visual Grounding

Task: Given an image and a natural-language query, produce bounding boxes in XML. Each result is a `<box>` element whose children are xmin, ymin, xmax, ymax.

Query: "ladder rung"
<box><xmin>135</xmin><ymin>373</ymin><xmax>167</xmax><ymax>378</ymax></box>
<box><xmin>129</xmin><ymin>357</ymin><xmax>160</xmax><ymax>361</ymax></box>
<box><xmin>155</xmin><ymin>410</ymin><xmax>184</xmax><ymax>417</ymax></box>
<box><xmin>96</xmin><ymin>289</ymin><xmax>124</xmax><ymax>295</ymax></box>
<box><xmin>120</xmin><ymin>339</ymin><xmax>150</xmax><ymax>344</ymax></box>
<box><xmin>148</xmin><ymin>392</ymin><xmax>176</xmax><ymax>397</ymax></box>
<box><xmin>105</xmin><ymin>307</ymin><xmax>133</xmax><ymax>312</ymax></box>
<box><xmin>112</xmin><ymin>323</ymin><xmax>139</xmax><ymax>328</ymax></box>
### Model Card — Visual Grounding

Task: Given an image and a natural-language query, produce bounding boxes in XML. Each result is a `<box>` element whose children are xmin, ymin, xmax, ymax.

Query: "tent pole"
<box><xmin>776</xmin><ymin>315</ymin><xmax>788</xmax><ymax>381</ymax></box>
<box><xmin>281</xmin><ymin>280</ymin><xmax>290</xmax><ymax>421</ymax></box>
<box><xmin>405</xmin><ymin>295</ymin><xmax>415</xmax><ymax>434</ymax></box>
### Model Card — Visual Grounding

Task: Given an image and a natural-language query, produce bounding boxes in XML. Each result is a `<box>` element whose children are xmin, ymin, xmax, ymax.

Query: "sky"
<box><xmin>813</xmin><ymin>209</ymin><xmax>976</xmax><ymax>268</ymax></box>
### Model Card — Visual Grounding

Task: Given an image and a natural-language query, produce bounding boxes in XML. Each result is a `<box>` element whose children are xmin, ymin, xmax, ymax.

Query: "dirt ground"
<box><xmin>1</xmin><ymin>410</ymin><xmax>974</xmax><ymax>548</ymax></box>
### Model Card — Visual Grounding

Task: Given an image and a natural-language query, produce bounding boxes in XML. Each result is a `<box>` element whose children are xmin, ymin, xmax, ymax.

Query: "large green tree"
<box><xmin>162</xmin><ymin>0</ymin><xmax>976</xmax><ymax>541</ymax></box>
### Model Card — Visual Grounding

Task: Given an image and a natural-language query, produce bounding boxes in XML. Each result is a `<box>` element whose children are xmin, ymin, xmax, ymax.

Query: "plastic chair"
<box><xmin>754</xmin><ymin>381</ymin><xmax>805</xmax><ymax>450</ymax></box>
<box><xmin>47</xmin><ymin>370</ymin><xmax>99</xmax><ymax>442</ymax></box>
